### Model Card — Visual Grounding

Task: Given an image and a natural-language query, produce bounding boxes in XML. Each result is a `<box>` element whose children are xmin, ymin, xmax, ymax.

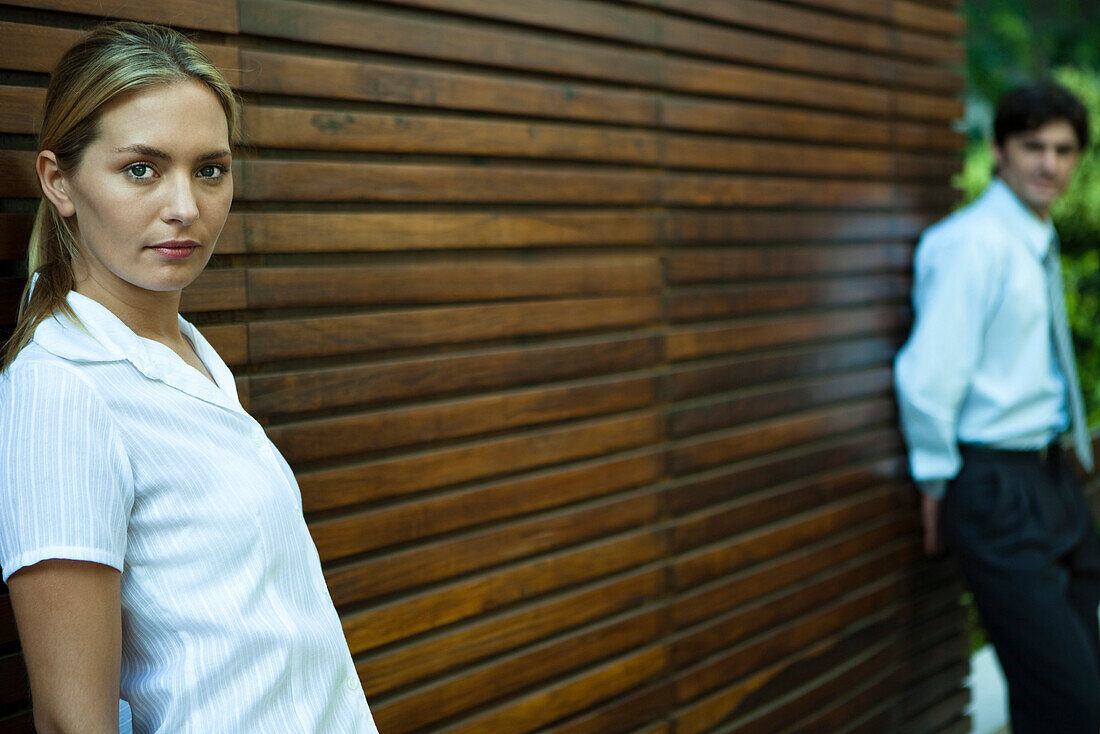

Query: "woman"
<box><xmin>0</xmin><ymin>22</ymin><xmax>378</xmax><ymax>733</ymax></box>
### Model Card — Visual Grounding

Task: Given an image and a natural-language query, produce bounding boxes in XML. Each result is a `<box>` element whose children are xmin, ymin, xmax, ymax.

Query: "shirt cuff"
<box><xmin>916</xmin><ymin>479</ymin><xmax>947</xmax><ymax>500</ymax></box>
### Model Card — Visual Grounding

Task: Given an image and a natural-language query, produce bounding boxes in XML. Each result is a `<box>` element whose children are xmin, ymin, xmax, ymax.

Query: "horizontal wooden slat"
<box><xmin>0</xmin><ymin>214</ymin><xmax>33</xmax><ymax>260</ymax></box>
<box><xmin>341</xmin><ymin>528</ymin><xmax>665</xmax><ymax>653</ymax></box>
<box><xmin>178</xmin><ymin>268</ymin><xmax>246</xmax><ymax>312</ymax></box>
<box><xmin>245</xmin><ymin>256</ymin><xmax>660</xmax><ymax>308</ymax></box>
<box><xmin>298</xmin><ymin>412</ymin><xmax>661</xmax><ymax>510</ymax></box>
<box><xmin>223</xmin><ymin>210</ymin><xmax>658</xmax><ymax>254</ymax></box>
<box><xmin>435</xmin><ymin>645</ymin><xmax>668</xmax><ymax>734</ymax></box>
<box><xmin>241</xmin><ymin>105</ymin><xmax>658</xmax><ymax>163</ymax></box>
<box><xmin>247</xmin><ymin>296</ymin><xmax>661</xmax><ymax>362</ymax></box>
<box><xmin>672</xmin><ymin>484</ymin><xmax>905</xmax><ymax>592</ymax></box>
<box><xmin>2</xmin><ymin>0</ymin><xmax>239</xmax><ymax>33</ymax></box>
<box><xmin>666</xmin><ymin>430</ymin><xmax>902</xmax><ymax>519</ymax></box>
<box><xmin>0</xmin><ymin>85</ymin><xmax>44</xmax><ymax>135</ymax></box>
<box><xmin>664</xmin><ymin>210</ymin><xmax>930</xmax><ymax>244</ymax></box>
<box><xmin>269</xmin><ymin>374</ymin><xmax>656</xmax><ymax>463</ymax></box>
<box><xmin>666</xmin><ymin>305</ymin><xmax>908</xmax><ymax>361</ymax></box>
<box><xmin>316</xmin><ymin>452</ymin><xmax>660</xmax><ymax>574</ymax></box>
<box><xmin>0</xmin><ymin>22</ymin><xmax>240</xmax><ymax>85</ymax></box>
<box><xmin>661</xmin><ymin>176</ymin><xmax>901</xmax><ymax>208</ymax></box>
<box><xmin>238</xmin><ymin>160</ymin><xmax>658</xmax><ymax>204</ymax></box>
<box><xmin>669</xmin><ymin>398</ymin><xmax>894</xmax><ymax>475</ymax></box>
<box><xmin>248</xmin><ymin>335</ymin><xmax>661</xmax><ymax>416</ymax></box>
<box><xmin>239</xmin><ymin>49</ymin><xmax>658</xmax><ymax>125</ymax></box>
<box><xmin>357</xmin><ymin>565</ymin><xmax>666</xmax><ymax>697</ymax></box>
<box><xmin>669</xmin><ymin>368</ymin><xmax>893</xmax><ymax>437</ymax></box>
<box><xmin>373</xmin><ymin>604</ymin><xmax>663</xmax><ymax>731</ymax></box>
<box><xmin>666</xmin><ymin>244</ymin><xmax>912</xmax><ymax>282</ymax></box>
<box><xmin>668</xmin><ymin>337</ymin><xmax>897</xmax><ymax>401</ymax></box>
<box><xmin>669</xmin><ymin>275</ymin><xmax>909</xmax><ymax>323</ymax></box>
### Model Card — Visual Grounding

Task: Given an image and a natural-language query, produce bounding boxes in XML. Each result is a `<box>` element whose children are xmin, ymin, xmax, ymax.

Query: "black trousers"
<box><xmin>942</xmin><ymin>444</ymin><xmax>1100</xmax><ymax>734</ymax></box>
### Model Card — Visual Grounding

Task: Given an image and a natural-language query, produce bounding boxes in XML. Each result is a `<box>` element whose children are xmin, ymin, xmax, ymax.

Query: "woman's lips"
<box><xmin>149</xmin><ymin>241</ymin><xmax>199</xmax><ymax>259</ymax></box>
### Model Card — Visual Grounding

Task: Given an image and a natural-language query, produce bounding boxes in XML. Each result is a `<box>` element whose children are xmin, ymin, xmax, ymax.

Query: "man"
<box><xmin>895</xmin><ymin>82</ymin><xmax>1100</xmax><ymax>734</ymax></box>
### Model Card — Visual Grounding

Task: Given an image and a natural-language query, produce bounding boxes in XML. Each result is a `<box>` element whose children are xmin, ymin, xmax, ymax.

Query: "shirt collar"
<box><xmin>983</xmin><ymin>178</ymin><xmax>1057</xmax><ymax>260</ymax></box>
<box><xmin>31</xmin><ymin>286</ymin><xmax>243</xmax><ymax>413</ymax></box>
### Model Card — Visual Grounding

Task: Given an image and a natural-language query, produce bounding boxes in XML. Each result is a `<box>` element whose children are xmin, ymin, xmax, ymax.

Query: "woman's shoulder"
<box><xmin>1</xmin><ymin>344</ymin><xmax>107</xmax><ymax>407</ymax></box>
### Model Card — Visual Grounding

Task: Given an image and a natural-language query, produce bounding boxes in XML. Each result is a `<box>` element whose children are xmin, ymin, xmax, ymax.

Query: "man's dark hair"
<box><xmin>994</xmin><ymin>81</ymin><xmax>1089</xmax><ymax>148</ymax></box>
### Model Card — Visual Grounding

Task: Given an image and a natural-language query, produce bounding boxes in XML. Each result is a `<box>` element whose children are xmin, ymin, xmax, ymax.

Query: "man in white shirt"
<box><xmin>895</xmin><ymin>82</ymin><xmax>1100</xmax><ymax>734</ymax></box>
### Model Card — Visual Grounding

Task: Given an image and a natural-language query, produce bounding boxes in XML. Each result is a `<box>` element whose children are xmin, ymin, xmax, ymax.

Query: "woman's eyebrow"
<box><xmin>115</xmin><ymin>144</ymin><xmax>231</xmax><ymax>161</ymax></box>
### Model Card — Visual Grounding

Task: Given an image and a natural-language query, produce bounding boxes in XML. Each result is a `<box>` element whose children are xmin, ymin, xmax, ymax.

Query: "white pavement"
<box><xmin>968</xmin><ymin>644</ymin><xmax>1008</xmax><ymax>734</ymax></box>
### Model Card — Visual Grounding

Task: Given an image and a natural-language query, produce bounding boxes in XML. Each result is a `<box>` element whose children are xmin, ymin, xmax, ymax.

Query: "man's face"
<box><xmin>993</xmin><ymin>119</ymin><xmax>1081</xmax><ymax>219</ymax></box>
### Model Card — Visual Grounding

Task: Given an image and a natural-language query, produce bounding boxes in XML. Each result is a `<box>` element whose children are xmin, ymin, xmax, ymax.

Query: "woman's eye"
<box><xmin>198</xmin><ymin>165</ymin><xmax>227</xmax><ymax>180</ymax></box>
<box><xmin>126</xmin><ymin>163</ymin><xmax>154</xmax><ymax>180</ymax></box>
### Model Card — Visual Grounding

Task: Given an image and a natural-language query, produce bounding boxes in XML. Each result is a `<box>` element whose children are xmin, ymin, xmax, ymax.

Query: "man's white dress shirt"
<box><xmin>895</xmin><ymin>178</ymin><xmax>1070</xmax><ymax>499</ymax></box>
<box><xmin>0</xmin><ymin>290</ymin><xmax>378</xmax><ymax>733</ymax></box>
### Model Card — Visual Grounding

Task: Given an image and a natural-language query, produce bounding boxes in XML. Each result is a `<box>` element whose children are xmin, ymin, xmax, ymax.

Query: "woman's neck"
<box><xmin>73</xmin><ymin>272</ymin><xmax>183</xmax><ymax>344</ymax></box>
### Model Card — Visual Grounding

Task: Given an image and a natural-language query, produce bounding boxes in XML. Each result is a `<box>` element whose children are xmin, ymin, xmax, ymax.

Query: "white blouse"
<box><xmin>0</xmin><ymin>290</ymin><xmax>377</xmax><ymax>733</ymax></box>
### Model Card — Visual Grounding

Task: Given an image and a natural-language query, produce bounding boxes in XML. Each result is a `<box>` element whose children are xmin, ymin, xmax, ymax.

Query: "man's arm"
<box><xmin>895</xmin><ymin>230</ymin><xmax>999</xmax><ymax>552</ymax></box>
<box><xmin>8</xmin><ymin>559</ymin><xmax>121</xmax><ymax>734</ymax></box>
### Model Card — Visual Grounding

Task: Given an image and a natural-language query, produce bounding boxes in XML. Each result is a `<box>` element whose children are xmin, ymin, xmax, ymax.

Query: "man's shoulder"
<box><xmin>917</xmin><ymin>194</ymin><xmax>1012</xmax><ymax>267</ymax></box>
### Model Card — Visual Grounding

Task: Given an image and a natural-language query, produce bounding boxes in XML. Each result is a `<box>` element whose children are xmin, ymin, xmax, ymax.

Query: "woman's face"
<box><xmin>58</xmin><ymin>80</ymin><xmax>232</xmax><ymax>300</ymax></box>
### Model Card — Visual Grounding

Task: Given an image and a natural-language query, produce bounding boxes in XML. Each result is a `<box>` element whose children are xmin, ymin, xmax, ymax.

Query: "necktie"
<box><xmin>1045</xmin><ymin>233</ymin><xmax>1094</xmax><ymax>472</ymax></box>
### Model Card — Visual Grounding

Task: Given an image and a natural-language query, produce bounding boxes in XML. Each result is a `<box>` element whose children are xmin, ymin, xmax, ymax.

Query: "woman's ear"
<box><xmin>37</xmin><ymin>151</ymin><xmax>76</xmax><ymax>218</ymax></box>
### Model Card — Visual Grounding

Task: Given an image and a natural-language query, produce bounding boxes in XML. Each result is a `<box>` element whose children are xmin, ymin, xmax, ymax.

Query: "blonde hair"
<box><xmin>1</xmin><ymin>21</ymin><xmax>239</xmax><ymax>370</ymax></box>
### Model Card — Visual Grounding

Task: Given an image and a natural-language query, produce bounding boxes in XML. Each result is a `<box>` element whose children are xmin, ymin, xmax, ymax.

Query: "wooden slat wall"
<box><xmin>0</xmin><ymin>1</ymin><xmax>974</xmax><ymax>732</ymax></box>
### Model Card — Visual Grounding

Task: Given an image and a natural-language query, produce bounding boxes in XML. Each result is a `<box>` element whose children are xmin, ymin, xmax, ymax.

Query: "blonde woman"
<box><xmin>0</xmin><ymin>22</ymin><xmax>377</xmax><ymax>733</ymax></box>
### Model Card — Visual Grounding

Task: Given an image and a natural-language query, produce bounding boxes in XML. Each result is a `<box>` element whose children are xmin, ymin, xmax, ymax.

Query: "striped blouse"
<box><xmin>0</xmin><ymin>290</ymin><xmax>377</xmax><ymax>733</ymax></box>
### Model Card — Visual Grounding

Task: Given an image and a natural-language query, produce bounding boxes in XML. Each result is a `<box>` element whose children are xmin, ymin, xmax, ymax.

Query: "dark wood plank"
<box><xmin>664</xmin><ymin>210</ymin><xmax>930</xmax><ymax>244</ymax></box>
<box><xmin>549</xmin><ymin>679</ymin><xmax>675</xmax><ymax>734</ymax></box>
<box><xmin>268</xmin><ymin>375</ymin><xmax>657</xmax><ymax>464</ymax></box>
<box><xmin>193</xmin><ymin>324</ymin><xmax>247</xmax><ymax>367</ymax></box>
<box><xmin>248</xmin><ymin>335</ymin><xmax>661</xmax><ymax>416</ymax></box>
<box><xmin>662</xmin><ymin>56</ymin><xmax>892</xmax><ymax>115</ymax></box>
<box><xmin>341</xmin><ymin>528</ymin><xmax>665</xmax><ymax>653</ymax></box>
<box><xmin>669</xmin><ymin>275</ymin><xmax>909</xmax><ymax>323</ymax></box>
<box><xmin>666</xmin><ymin>244</ymin><xmax>912</xmax><ymax>283</ymax></box>
<box><xmin>662</xmin><ymin>96</ymin><xmax>893</xmax><ymax>145</ymax></box>
<box><xmin>662</xmin><ymin>137</ymin><xmax>896</xmax><ymax>176</ymax></box>
<box><xmin>672</xmin><ymin>457</ymin><xmax>904</xmax><ymax>556</ymax></box>
<box><xmin>239</xmin><ymin>0</ymin><xmax>659</xmax><ymax>86</ymax></box>
<box><xmin>298</xmin><ymin>412</ymin><xmax>661</xmax><ymax>510</ymax></box>
<box><xmin>657</xmin><ymin>14</ymin><xmax>961</xmax><ymax>93</ymax></box>
<box><xmin>665</xmin><ymin>305</ymin><xmax>908</xmax><ymax>361</ymax></box>
<box><xmin>666</xmin><ymin>430</ymin><xmax>902</xmax><ymax>518</ymax></box>
<box><xmin>667</xmin><ymin>338</ymin><xmax>897</xmax><ymax>400</ymax></box>
<box><xmin>373</xmin><ymin>607</ymin><xmax>664</xmax><ymax>731</ymax></box>
<box><xmin>318</xmin><ymin>453</ymin><xmax>661</xmax><ymax>586</ymax></box>
<box><xmin>242</xmin><ymin>105</ymin><xmax>658</xmax><ymax>163</ymax></box>
<box><xmin>669</xmin><ymin>368</ymin><xmax>893</xmax><ymax>438</ymax></box>
<box><xmin>357</xmin><ymin>566</ymin><xmax>666</xmax><ymax>697</ymax></box>
<box><xmin>237</xmin><ymin>160</ymin><xmax>658</xmax><ymax>204</ymax></box>
<box><xmin>246</xmin><ymin>296</ymin><xmax>661</xmax><ymax>362</ymax></box>
<box><xmin>0</xmin><ymin>85</ymin><xmax>44</xmax><ymax>135</ymax></box>
<box><xmin>239</xmin><ymin>50</ymin><xmax>658</xmax><ymax>125</ymax></box>
<box><xmin>3</xmin><ymin>0</ymin><xmax>237</xmax><ymax>32</ymax></box>
<box><xmin>0</xmin><ymin>214</ymin><xmax>33</xmax><ymax>260</ymax></box>
<box><xmin>245</xmin><ymin>256</ymin><xmax>660</xmax><ymax>308</ymax></box>
<box><xmin>672</xmin><ymin>487</ymin><xmax>907</xmax><ymax>595</ymax></box>
<box><xmin>178</xmin><ymin>268</ymin><xmax>246</xmax><ymax>312</ymax></box>
<box><xmin>0</xmin><ymin>22</ymin><xmax>239</xmax><ymax>85</ymax></box>
<box><xmin>669</xmin><ymin>398</ymin><xmax>895</xmax><ymax>476</ymax></box>
<box><xmin>435</xmin><ymin>646</ymin><xmax>668</xmax><ymax>734</ymax></box>
<box><xmin>230</xmin><ymin>210</ymin><xmax>658</xmax><ymax>253</ymax></box>
<box><xmin>661</xmin><ymin>175</ymin><xmax>900</xmax><ymax>208</ymax></box>
<box><xmin>371</xmin><ymin>0</ymin><xmax>658</xmax><ymax>46</ymax></box>
<box><xmin>0</xmin><ymin>151</ymin><xmax>39</xmax><ymax>199</ymax></box>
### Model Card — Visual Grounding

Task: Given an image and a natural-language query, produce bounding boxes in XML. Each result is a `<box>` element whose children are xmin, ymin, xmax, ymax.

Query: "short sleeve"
<box><xmin>0</xmin><ymin>361</ymin><xmax>134</xmax><ymax>583</ymax></box>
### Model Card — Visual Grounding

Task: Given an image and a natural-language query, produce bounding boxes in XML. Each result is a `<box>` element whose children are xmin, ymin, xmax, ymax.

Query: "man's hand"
<box><xmin>921</xmin><ymin>493</ymin><xmax>943</xmax><ymax>556</ymax></box>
